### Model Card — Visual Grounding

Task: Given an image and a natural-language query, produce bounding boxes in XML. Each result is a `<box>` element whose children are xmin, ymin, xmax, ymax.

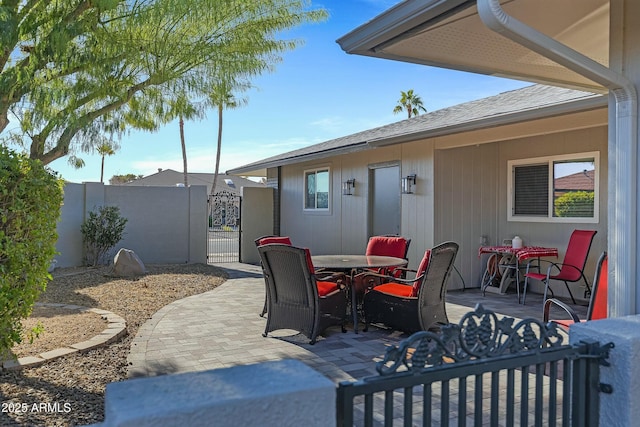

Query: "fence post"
<box><xmin>570</xmin><ymin>315</ymin><xmax>640</xmax><ymax>427</ymax></box>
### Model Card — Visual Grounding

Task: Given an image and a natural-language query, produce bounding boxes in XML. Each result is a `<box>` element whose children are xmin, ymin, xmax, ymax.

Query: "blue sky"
<box><xmin>49</xmin><ymin>0</ymin><xmax>530</xmax><ymax>183</ymax></box>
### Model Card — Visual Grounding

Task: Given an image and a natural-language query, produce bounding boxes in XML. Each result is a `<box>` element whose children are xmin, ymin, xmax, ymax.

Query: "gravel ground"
<box><xmin>0</xmin><ymin>264</ymin><xmax>227</xmax><ymax>427</ymax></box>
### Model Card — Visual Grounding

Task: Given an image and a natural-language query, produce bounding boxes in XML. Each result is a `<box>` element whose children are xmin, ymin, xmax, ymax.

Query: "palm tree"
<box><xmin>166</xmin><ymin>95</ymin><xmax>202</xmax><ymax>188</ymax></box>
<box><xmin>209</xmin><ymin>80</ymin><xmax>248</xmax><ymax>195</ymax></box>
<box><xmin>393</xmin><ymin>89</ymin><xmax>427</xmax><ymax>119</ymax></box>
<box><xmin>96</xmin><ymin>141</ymin><xmax>120</xmax><ymax>183</ymax></box>
<box><xmin>179</xmin><ymin>115</ymin><xmax>188</xmax><ymax>187</ymax></box>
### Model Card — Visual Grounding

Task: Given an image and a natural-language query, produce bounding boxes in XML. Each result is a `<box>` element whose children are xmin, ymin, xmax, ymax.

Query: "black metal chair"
<box><xmin>362</xmin><ymin>241</ymin><xmax>459</xmax><ymax>334</ymax></box>
<box><xmin>257</xmin><ymin>244</ymin><xmax>348</xmax><ymax>344</ymax></box>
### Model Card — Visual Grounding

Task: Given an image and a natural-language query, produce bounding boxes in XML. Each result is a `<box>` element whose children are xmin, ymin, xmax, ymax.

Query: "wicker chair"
<box><xmin>257</xmin><ymin>244</ymin><xmax>348</xmax><ymax>344</ymax></box>
<box><xmin>255</xmin><ymin>235</ymin><xmax>293</xmax><ymax>317</ymax></box>
<box><xmin>362</xmin><ymin>241</ymin><xmax>459</xmax><ymax>334</ymax></box>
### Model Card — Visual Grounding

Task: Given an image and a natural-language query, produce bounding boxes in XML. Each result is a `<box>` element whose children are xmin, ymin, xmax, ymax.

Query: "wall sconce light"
<box><xmin>342</xmin><ymin>178</ymin><xmax>356</xmax><ymax>196</ymax></box>
<box><xmin>401</xmin><ymin>174</ymin><xmax>417</xmax><ymax>194</ymax></box>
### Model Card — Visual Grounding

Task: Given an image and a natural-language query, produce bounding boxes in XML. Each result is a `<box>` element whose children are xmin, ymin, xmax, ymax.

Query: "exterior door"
<box><xmin>369</xmin><ymin>164</ymin><xmax>401</xmax><ymax>236</ymax></box>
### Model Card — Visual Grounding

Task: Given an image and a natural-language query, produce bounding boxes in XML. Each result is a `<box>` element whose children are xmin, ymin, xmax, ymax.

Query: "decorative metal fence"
<box><xmin>207</xmin><ymin>191</ymin><xmax>241</xmax><ymax>263</ymax></box>
<box><xmin>337</xmin><ymin>304</ymin><xmax>613</xmax><ymax>427</ymax></box>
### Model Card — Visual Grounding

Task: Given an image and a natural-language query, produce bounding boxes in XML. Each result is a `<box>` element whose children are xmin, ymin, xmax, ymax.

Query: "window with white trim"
<box><xmin>304</xmin><ymin>168</ymin><xmax>330</xmax><ymax>210</ymax></box>
<box><xmin>508</xmin><ymin>152</ymin><xmax>599</xmax><ymax>223</ymax></box>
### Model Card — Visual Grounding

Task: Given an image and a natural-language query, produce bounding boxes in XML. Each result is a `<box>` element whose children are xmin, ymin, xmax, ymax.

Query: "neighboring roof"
<box><xmin>555</xmin><ymin>170</ymin><xmax>595</xmax><ymax>192</ymax></box>
<box><xmin>122</xmin><ymin>169</ymin><xmax>264</xmax><ymax>195</ymax></box>
<box><xmin>227</xmin><ymin>84</ymin><xmax>605</xmax><ymax>176</ymax></box>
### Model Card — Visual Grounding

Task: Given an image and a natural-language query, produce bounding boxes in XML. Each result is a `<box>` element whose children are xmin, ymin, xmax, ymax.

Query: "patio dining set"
<box><xmin>255</xmin><ymin>229</ymin><xmax>604</xmax><ymax>344</ymax></box>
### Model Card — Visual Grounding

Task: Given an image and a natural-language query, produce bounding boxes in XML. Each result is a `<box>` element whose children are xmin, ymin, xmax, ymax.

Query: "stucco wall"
<box><xmin>55</xmin><ymin>182</ymin><xmax>207</xmax><ymax>267</ymax></box>
<box><xmin>240</xmin><ymin>186</ymin><xmax>274</xmax><ymax>264</ymax></box>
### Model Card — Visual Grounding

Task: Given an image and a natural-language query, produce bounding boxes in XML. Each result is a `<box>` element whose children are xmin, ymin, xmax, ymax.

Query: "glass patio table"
<box><xmin>478</xmin><ymin>245</ymin><xmax>558</xmax><ymax>302</ymax></box>
<box><xmin>311</xmin><ymin>255</ymin><xmax>408</xmax><ymax>333</ymax></box>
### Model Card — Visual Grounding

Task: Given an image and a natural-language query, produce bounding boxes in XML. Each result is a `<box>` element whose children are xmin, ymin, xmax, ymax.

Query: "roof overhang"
<box><xmin>337</xmin><ymin>0</ymin><xmax>609</xmax><ymax>93</ymax></box>
<box><xmin>227</xmin><ymin>94</ymin><xmax>606</xmax><ymax>176</ymax></box>
<box><xmin>225</xmin><ymin>142</ymin><xmax>369</xmax><ymax>176</ymax></box>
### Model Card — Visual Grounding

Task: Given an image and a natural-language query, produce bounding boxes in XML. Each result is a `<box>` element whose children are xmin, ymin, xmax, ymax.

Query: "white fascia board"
<box><xmin>337</xmin><ymin>0</ymin><xmax>471</xmax><ymax>55</ymax></box>
<box><xmin>367</xmin><ymin>95</ymin><xmax>606</xmax><ymax>147</ymax></box>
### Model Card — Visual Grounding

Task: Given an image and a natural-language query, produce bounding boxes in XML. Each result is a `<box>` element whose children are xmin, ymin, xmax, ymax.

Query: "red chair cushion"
<box><xmin>366</xmin><ymin>236</ymin><xmax>407</xmax><ymax>258</ymax></box>
<box><xmin>365</xmin><ymin>236</ymin><xmax>408</xmax><ymax>277</ymax></box>
<box><xmin>553</xmin><ymin>319</ymin><xmax>579</xmax><ymax>330</ymax></box>
<box><xmin>411</xmin><ymin>250</ymin><xmax>431</xmax><ymax>297</ymax></box>
<box><xmin>303</xmin><ymin>248</ymin><xmax>316</xmax><ymax>275</ymax></box>
<box><xmin>257</xmin><ymin>236</ymin><xmax>292</xmax><ymax>246</ymax></box>
<box><xmin>373</xmin><ymin>283</ymin><xmax>414</xmax><ymax>298</ymax></box>
<box><xmin>316</xmin><ymin>280</ymin><xmax>339</xmax><ymax>296</ymax></box>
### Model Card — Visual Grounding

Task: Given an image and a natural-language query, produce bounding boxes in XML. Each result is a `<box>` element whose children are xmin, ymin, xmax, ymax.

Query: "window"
<box><xmin>508</xmin><ymin>152</ymin><xmax>599</xmax><ymax>223</ymax></box>
<box><xmin>304</xmin><ymin>168</ymin><xmax>330</xmax><ymax>210</ymax></box>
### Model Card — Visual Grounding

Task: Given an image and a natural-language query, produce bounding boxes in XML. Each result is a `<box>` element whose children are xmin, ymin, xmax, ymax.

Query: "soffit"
<box><xmin>339</xmin><ymin>0</ymin><xmax>609</xmax><ymax>92</ymax></box>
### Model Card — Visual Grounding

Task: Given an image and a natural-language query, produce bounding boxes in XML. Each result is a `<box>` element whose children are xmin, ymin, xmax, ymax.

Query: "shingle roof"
<box><xmin>227</xmin><ymin>84</ymin><xmax>605</xmax><ymax>175</ymax></box>
<box><xmin>555</xmin><ymin>170</ymin><xmax>595</xmax><ymax>191</ymax></box>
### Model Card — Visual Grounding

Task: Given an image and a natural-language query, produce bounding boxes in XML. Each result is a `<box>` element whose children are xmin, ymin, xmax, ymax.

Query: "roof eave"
<box><xmin>226</xmin><ymin>142</ymin><xmax>370</xmax><ymax>176</ymax></box>
<box><xmin>227</xmin><ymin>94</ymin><xmax>605</xmax><ymax>175</ymax></box>
<box><xmin>369</xmin><ymin>95</ymin><xmax>606</xmax><ymax>147</ymax></box>
<box><xmin>337</xmin><ymin>0</ymin><xmax>472</xmax><ymax>55</ymax></box>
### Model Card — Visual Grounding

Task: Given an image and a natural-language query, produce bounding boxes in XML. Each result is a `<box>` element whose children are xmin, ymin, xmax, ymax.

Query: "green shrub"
<box><xmin>554</xmin><ymin>191</ymin><xmax>595</xmax><ymax>217</ymax></box>
<box><xmin>0</xmin><ymin>147</ymin><xmax>63</xmax><ymax>356</ymax></box>
<box><xmin>81</xmin><ymin>206</ymin><xmax>128</xmax><ymax>266</ymax></box>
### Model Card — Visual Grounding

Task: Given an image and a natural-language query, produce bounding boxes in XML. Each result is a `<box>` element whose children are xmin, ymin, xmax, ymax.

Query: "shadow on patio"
<box><xmin>127</xmin><ymin>262</ymin><xmax>588</xmax><ymax>385</ymax></box>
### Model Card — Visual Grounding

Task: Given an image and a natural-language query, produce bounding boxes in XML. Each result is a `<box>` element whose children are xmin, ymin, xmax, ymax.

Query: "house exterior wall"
<box><xmin>55</xmin><ymin>182</ymin><xmax>207</xmax><ymax>267</ymax></box>
<box><xmin>435</xmin><ymin>126</ymin><xmax>607</xmax><ymax>299</ymax></box>
<box><xmin>273</xmin><ymin>123</ymin><xmax>607</xmax><ymax>297</ymax></box>
<box><xmin>278</xmin><ymin>142</ymin><xmax>438</xmax><ymax>276</ymax></box>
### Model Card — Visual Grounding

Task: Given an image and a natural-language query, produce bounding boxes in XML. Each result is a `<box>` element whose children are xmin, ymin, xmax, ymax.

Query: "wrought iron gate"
<box><xmin>337</xmin><ymin>305</ymin><xmax>613</xmax><ymax>427</ymax></box>
<box><xmin>207</xmin><ymin>191</ymin><xmax>241</xmax><ymax>263</ymax></box>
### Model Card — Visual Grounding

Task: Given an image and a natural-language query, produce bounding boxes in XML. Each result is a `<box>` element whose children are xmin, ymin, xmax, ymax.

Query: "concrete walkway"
<box><xmin>127</xmin><ymin>263</ymin><xmax>585</xmax><ymax>383</ymax></box>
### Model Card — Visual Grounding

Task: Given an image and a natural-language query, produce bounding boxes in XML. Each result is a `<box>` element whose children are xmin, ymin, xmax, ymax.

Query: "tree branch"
<box><xmin>37</xmin><ymin>78</ymin><xmax>155</xmax><ymax>163</ymax></box>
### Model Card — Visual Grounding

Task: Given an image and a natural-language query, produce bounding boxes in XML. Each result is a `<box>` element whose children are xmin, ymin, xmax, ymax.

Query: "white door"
<box><xmin>369</xmin><ymin>164</ymin><xmax>401</xmax><ymax>236</ymax></box>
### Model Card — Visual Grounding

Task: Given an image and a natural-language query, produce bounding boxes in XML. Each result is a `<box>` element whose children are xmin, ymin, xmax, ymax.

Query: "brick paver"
<box><xmin>128</xmin><ymin>262</ymin><xmax>583</xmax><ymax>382</ymax></box>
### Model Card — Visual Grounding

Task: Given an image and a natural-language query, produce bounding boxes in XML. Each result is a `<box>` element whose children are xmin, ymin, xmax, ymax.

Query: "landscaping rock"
<box><xmin>113</xmin><ymin>248</ymin><xmax>146</xmax><ymax>277</ymax></box>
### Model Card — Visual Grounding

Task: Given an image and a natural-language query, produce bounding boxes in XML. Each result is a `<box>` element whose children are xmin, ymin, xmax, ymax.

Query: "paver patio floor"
<box><xmin>127</xmin><ymin>262</ymin><xmax>587</xmax><ymax>383</ymax></box>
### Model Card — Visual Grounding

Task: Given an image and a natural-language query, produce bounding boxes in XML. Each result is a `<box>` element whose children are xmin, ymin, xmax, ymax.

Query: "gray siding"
<box><xmin>273</xmin><ymin>124</ymin><xmax>607</xmax><ymax>297</ymax></box>
<box><xmin>435</xmin><ymin>126</ymin><xmax>607</xmax><ymax>298</ymax></box>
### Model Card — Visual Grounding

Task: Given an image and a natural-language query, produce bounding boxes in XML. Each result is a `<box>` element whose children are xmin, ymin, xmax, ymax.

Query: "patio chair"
<box><xmin>544</xmin><ymin>251</ymin><xmax>607</xmax><ymax>330</ymax></box>
<box><xmin>255</xmin><ymin>235</ymin><xmax>292</xmax><ymax>317</ymax></box>
<box><xmin>522</xmin><ymin>229</ymin><xmax>597</xmax><ymax>306</ymax></box>
<box><xmin>352</xmin><ymin>235</ymin><xmax>411</xmax><ymax>295</ymax></box>
<box><xmin>257</xmin><ymin>244</ymin><xmax>348</xmax><ymax>344</ymax></box>
<box><xmin>362</xmin><ymin>241</ymin><xmax>459</xmax><ymax>334</ymax></box>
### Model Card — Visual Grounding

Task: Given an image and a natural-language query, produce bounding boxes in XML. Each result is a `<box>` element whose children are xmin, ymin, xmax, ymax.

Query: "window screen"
<box><xmin>513</xmin><ymin>164</ymin><xmax>548</xmax><ymax>216</ymax></box>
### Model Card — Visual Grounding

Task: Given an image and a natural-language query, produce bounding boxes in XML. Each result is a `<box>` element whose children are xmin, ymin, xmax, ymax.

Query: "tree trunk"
<box><xmin>100</xmin><ymin>155</ymin><xmax>105</xmax><ymax>183</ymax></box>
<box><xmin>212</xmin><ymin>104</ymin><xmax>223</xmax><ymax>195</ymax></box>
<box><xmin>180</xmin><ymin>116</ymin><xmax>188</xmax><ymax>187</ymax></box>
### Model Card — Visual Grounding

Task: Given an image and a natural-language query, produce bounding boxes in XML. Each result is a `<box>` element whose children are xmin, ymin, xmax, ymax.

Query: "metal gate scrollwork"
<box><xmin>208</xmin><ymin>190</ymin><xmax>240</xmax><ymax>230</ymax></box>
<box><xmin>207</xmin><ymin>191</ymin><xmax>241</xmax><ymax>263</ymax></box>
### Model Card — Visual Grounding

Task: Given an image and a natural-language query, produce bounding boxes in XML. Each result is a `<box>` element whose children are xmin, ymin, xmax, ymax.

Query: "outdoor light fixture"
<box><xmin>401</xmin><ymin>174</ymin><xmax>417</xmax><ymax>194</ymax></box>
<box><xmin>342</xmin><ymin>178</ymin><xmax>356</xmax><ymax>196</ymax></box>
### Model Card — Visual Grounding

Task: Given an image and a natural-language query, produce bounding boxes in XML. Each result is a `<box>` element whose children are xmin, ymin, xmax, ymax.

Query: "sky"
<box><xmin>47</xmin><ymin>0</ymin><xmax>531</xmax><ymax>184</ymax></box>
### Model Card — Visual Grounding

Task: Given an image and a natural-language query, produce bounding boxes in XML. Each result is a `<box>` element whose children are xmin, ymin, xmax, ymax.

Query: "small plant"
<box><xmin>0</xmin><ymin>147</ymin><xmax>63</xmax><ymax>356</ymax></box>
<box><xmin>81</xmin><ymin>206</ymin><xmax>128</xmax><ymax>266</ymax></box>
